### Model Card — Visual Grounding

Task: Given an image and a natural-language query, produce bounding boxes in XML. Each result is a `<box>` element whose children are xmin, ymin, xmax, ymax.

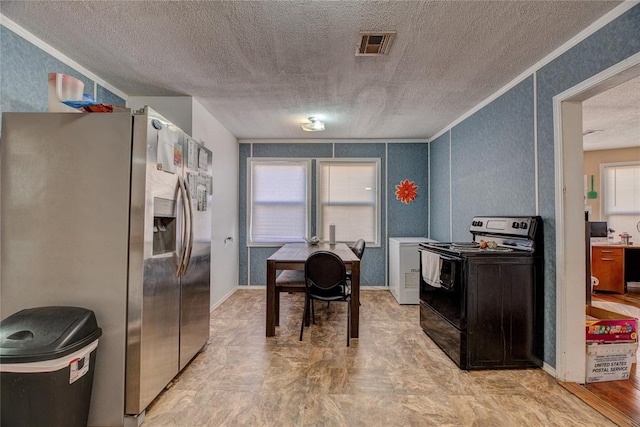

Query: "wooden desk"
<box><xmin>592</xmin><ymin>244</ymin><xmax>640</xmax><ymax>293</ymax></box>
<box><xmin>266</xmin><ymin>243</ymin><xmax>360</xmax><ymax>338</ymax></box>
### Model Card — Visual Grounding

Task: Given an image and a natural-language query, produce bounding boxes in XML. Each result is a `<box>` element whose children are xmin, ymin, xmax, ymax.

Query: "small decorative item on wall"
<box><xmin>587</xmin><ymin>174</ymin><xmax>598</xmax><ymax>199</ymax></box>
<box><xmin>395</xmin><ymin>179</ymin><xmax>418</xmax><ymax>204</ymax></box>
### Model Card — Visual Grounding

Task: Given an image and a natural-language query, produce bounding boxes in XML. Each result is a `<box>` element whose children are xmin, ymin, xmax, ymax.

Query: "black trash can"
<box><xmin>0</xmin><ymin>306</ymin><xmax>102</xmax><ymax>427</ymax></box>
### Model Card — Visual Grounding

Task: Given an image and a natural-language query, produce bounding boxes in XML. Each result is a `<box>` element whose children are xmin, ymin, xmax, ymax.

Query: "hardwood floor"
<box><xmin>585</xmin><ymin>290</ymin><xmax>640</xmax><ymax>426</ymax></box>
<box><xmin>142</xmin><ymin>289</ymin><xmax>615</xmax><ymax>426</ymax></box>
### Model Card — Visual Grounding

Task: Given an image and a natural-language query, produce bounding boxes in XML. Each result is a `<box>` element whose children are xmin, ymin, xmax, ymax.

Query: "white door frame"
<box><xmin>553</xmin><ymin>52</ymin><xmax>640</xmax><ymax>382</ymax></box>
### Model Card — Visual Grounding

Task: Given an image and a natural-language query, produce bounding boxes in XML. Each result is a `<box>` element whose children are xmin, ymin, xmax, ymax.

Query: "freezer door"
<box><xmin>179</xmin><ymin>137</ymin><xmax>212</xmax><ymax>370</ymax></box>
<box><xmin>126</xmin><ymin>107</ymin><xmax>183</xmax><ymax>415</ymax></box>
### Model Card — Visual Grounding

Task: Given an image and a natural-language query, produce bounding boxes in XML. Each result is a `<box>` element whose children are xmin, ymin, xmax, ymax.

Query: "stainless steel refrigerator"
<box><xmin>0</xmin><ymin>106</ymin><xmax>212</xmax><ymax>426</ymax></box>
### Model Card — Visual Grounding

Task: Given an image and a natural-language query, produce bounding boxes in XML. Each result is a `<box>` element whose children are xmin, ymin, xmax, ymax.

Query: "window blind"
<box><xmin>249</xmin><ymin>160</ymin><xmax>309</xmax><ymax>243</ymax></box>
<box><xmin>318</xmin><ymin>160</ymin><xmax>379</xmax><ymax>244</ymax></box>
<box><xmin>604</xmin><ymin>164</ymin><xmax>640</xmax><ymax>215</ymax></box>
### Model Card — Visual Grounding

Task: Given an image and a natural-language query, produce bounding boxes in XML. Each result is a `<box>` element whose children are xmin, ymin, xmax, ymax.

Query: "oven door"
<box><xmin>419</xmin><ymin>249</ymin><xmax>464</xmax><ymax>330</ymax></box>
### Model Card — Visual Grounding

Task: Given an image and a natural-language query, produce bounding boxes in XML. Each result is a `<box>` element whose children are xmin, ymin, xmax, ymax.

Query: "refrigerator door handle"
<box><xmin>183</xmin><ymin>182</ymin><xmax>194</xmax><ymax>275</ymax></box>
<box><xmin>176</xmin><ymin>176</ymin><xmax>190</xmax><ymax>277</ymax></box>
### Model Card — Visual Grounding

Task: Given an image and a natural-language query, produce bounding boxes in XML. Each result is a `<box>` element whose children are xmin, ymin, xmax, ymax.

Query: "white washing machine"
<box><xmin>389</xmin><ymin>237</ymin><xmax>437</xmax><ymax>304</ymax></box>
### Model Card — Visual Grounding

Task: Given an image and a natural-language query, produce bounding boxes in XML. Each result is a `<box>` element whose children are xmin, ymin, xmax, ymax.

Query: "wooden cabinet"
<box><xmin>466</xmin><ymin>258</ymin><xmax>542</xmax><ymax>369</ymax></box>
<box><xmin>591</xmin><ymin>246</ymin><xmax>625</xmax><ymax>293</ymax></box>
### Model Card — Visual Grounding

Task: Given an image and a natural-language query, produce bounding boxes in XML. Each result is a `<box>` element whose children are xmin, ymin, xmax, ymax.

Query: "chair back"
<box><xmin>305</xmin><ymin>251</ymin><xmax>347</xmax><ymax>295</ymax></box>
<box><xmin>351</xmin><ymin>239</ymin><xmax>366</xmax><ymax>259</ymax></box>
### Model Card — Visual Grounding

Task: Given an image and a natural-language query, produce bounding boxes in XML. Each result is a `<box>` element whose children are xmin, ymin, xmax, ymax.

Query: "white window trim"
<box><xmin>315</xmin><ymin>157</ymin><xmax>382</xmax><ymax>247</ymax></box>
<box><xmin>246</xmin><ymin>157</ymin><xmax>312</xmax><ymax>247</ymax></box>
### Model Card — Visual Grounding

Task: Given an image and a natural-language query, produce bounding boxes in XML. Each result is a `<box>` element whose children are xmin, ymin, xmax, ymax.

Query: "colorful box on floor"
<box><xmin>585</xmin><ymin>305</ymin><xmax>639</xmax><ymax>383</ymax></box>
<box><xmin>586</xmin><ymin>305</ymin><xmax>638</xmax><ymax>344</ymax></box>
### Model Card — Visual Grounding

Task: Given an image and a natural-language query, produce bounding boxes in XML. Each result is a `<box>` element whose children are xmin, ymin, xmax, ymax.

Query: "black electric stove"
<box><xmin>418</xmin><ymin>216</ymin><xmax>543</xmax><ymax>370</ymax></box>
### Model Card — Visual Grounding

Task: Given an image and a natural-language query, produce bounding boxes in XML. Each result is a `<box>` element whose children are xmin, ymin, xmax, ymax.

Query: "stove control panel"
<box><xmin>469</xmin><ymin>216</ymin><xmax>536</xmax><ymax>238</ymax></box>
<box><xmin>511</xmin><ymin>221</ymin><xmax>528</xmax><ymax>230</ymax></box>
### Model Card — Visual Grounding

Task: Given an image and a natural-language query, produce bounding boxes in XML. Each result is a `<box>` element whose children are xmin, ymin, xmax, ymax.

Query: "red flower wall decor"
<box><xmin>395</xmin><ymin>179</ymin><xmax>418</xmax><ymax>204</ymax></box>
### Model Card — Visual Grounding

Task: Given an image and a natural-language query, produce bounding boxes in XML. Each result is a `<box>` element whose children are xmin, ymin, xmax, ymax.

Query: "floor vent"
<box><xmin>356</xmin><ymin>31</ymin><xmax>396</xmax><ymax>56</ymax></box>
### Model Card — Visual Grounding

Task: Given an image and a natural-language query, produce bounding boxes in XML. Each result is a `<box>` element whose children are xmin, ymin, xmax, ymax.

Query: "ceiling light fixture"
<box><xmin>301</xmin><ymin>117</ymin><xmax>325</xmax><ymax>132</ymax></box>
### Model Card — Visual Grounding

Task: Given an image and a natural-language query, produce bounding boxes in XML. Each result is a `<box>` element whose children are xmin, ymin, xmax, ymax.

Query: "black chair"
<box><xmin>350</xmin><ymin>239</ymin><xmax>366</xmax><ymax>260</ymax></box>
<box><xmin>345</xmin><ymin>238</ymin><xmax>366</xmax><ymax>283</ymax></box>
<box><xmin>299</xmin><ymin>251</ymin><xmax>351</xmax><ymax>346</ymax></box>
<box><xmin>325</xmin><ymin>239</ymin><xmax>365</xmax><ymax>312</ymax></box>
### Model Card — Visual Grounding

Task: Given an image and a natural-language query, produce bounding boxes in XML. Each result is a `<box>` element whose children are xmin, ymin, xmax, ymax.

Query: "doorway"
<box><xmin>555</xmin><ymin>53</ymin><xmax>640</xmax><ymax>420</ymax></box>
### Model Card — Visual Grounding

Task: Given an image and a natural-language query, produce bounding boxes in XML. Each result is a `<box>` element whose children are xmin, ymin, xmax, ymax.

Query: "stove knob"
<box><xmin>478</xmin><ymin>221</ymin><xmax>483</xmax><ymax>226</ymax></box>
<box><xmin>512</xmin><ymin>221</ymin><xmax>520</xmax><ymax>229</ymax></box>
<box><xmin>520</xmin><ymin>222</ymin><xmax>528</xmax><ymax>230</ymax></box>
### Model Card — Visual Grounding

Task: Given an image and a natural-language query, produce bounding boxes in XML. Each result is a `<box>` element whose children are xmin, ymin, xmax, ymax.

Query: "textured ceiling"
<box><xmin>0</xmin><ymin>1</ymin><xmax>625</xmax><ymax>141</ymax></box>
<box><xmin>582</xmin><ymin>75</ymin><xmax>640</xmax><ymax>151</ymax></box>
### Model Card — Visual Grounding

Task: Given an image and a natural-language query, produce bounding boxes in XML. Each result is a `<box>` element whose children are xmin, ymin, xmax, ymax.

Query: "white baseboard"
<box><xmin>210</xmin><ymin>286</ymin><xmax>239</xmax><ymax>312</ymax></box>
<box><xmin>543</xmin><ymin>361</ymin><xmax>557</xmax><ymax>378</ymax></box>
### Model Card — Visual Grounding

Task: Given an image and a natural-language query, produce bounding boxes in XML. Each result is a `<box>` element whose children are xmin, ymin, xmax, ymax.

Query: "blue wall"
<box><xmin>429</xmin><ymin>4</ymin><xmax>640</xmax><ymax>366</ymax></box>
<box><xmin>387</xmin><ymin>143</ymin><xmax>429</xmax><ymax>237</ymax></box>
<box><xmin>239</xmin><ymin>142</ymin><xmax>429</xmax><ymax>287</ymax></box>
<box><xmin>0</xmin><ymin>26</ymin><xmax>125</xmax><ymax>115</ymax></box>
<box><xmin>451</xmin><ymin>76</ymin><xmax>536</xmax><ymax>241</ymax></box>
<box><xmin>429</xmin><ymin>132</ymin><xmax>451</xmax><ymax>242</ymax></box>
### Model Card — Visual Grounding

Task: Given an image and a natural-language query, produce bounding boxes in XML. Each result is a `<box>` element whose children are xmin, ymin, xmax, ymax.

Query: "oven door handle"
<box><xmin>438</xmin><ymin>254</ymin><xmax>461</xmax><ymax>262</ymax></box>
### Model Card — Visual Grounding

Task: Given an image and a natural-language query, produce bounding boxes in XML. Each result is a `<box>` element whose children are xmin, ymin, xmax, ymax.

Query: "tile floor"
<box><xmin>144</xmin><ymin>289</ymin><xmax>615</xmax><ymax>426</ymax></box>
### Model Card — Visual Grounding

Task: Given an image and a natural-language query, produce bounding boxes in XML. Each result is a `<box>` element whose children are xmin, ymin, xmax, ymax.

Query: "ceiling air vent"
<box><xmin>356</xmin><ymin>31</ymin><xmax>396</xmax><ymax>56</ymax></box>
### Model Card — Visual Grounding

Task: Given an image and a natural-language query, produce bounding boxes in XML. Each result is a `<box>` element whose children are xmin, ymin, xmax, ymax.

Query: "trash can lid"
<box><xmin>0</xmin><ymin>306</ymin><xmax>102</xmax><ymax>363</ymax></box>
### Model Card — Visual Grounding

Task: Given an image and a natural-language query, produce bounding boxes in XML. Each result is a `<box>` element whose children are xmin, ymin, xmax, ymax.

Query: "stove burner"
<box><xmin>451</xmin><ymin>242</ymin><xmax>479</xmax><ymax>248</ymax></box>
<box><xmin>465</xmin><ymin>246</ymin><xmax>513</xmax><ymax>252</ymax></box>
<box><xmin>422</xmin><ymin>242</ymin><xmax>451</xmax><ymax>247</ymax></box>
<box><xmin>421</xmin><ymin>241</ymin><xmax>516</xmax><ymax>253</ymax></box>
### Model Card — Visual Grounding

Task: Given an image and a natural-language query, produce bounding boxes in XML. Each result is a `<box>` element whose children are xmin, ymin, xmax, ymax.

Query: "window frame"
<box><xmin>315</xmin><ymin>157</ymin><xmax>381</xmax><ymax>247</ymax></box>
<box><xmin>246</xmin><ymin>157</ymin><xmax>312</xmax><ymax>247</ymax></box>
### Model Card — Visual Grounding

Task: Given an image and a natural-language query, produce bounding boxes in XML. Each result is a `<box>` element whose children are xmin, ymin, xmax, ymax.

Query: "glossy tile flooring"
<box><xmin>144</xmin><ymin>289</ymin><xmax>615</xmax><ymax>426</ymax></box>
